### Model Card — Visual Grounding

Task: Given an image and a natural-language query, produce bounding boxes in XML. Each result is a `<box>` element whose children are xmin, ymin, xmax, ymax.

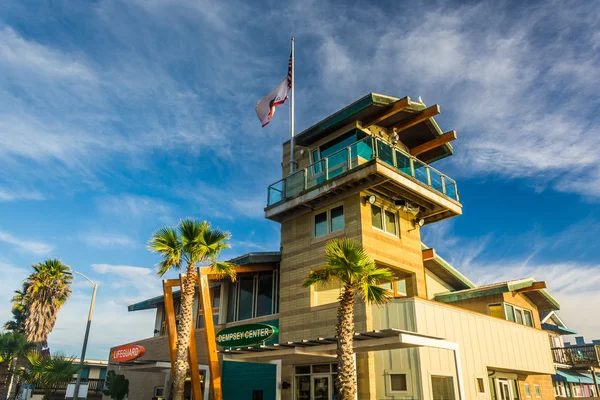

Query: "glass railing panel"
<box><xmin>445</xmin><ymin>179</ymin><xmax>458</xmax><ymax>200</ymax></box>
<box><xmin>327</xmin><ymin>147</ymin><xmax>349</xmax><ymax>179</ymax></box>
<box><xmin>349</xmin><ymin>138</ymin><xmax>373</xmax><ymax>168</ymax></box>
<box><xmin>306</xmin><ymin>160</ymin><xmax>326</xmax><ymax>189</ymax></box>
<box><xmin>267</xmin><ymin>180</ymin><xmax>284</xmax><ymax>206</ymax></box>
<box><xmin>429</xmin><ymin>168</ymin><xmax>443</xmax><ymax>194</ymax></box>
<box><xmin>285</xmin><ymin>169</ymin><xmax>305</xmax><ymax>198</ymax></box>
<box><xmin>377</xmin><ymin>140</ymin><xmax>394</xmax><ymax>167</ymax></box>
<box><xmin>413</xmin><ymin>159</ymin><xmax>429</xmax><ymax>185</ymax></box>
<box><xmin>395</xmin><ymin>150</ymin><xmax>412</xmax><ymax>176</ymax></box>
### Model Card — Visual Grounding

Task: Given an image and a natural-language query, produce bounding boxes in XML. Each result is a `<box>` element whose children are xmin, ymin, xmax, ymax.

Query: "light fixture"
<box><xmin>416</xmin><ymin>218</ymin><xmax>425</xmax><ymax>227</ymax></box>
<box><xmin>408</xmin><ymin>218</ymin><xmax>425</xmax><ymax>232</ymax></box>
<box><xmin>391</xmin><ymin>128</ymin><xmax>399</xmax><ymax>145</ymax></box>
<box><xmin>393</xmin><ymin>199</ymin><xmax>407</xmax><ymax>207</ymax></box>
<box><xmin>364</xmin><ymin>195</ymin><xmax>376</xmax><ymax>205</ymax></box>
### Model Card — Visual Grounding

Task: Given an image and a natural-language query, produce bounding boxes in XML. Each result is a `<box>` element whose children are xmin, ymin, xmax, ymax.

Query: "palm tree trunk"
<box><xmin>172</xmin><ymin>263</ymin><xmax>197</xmax><ymax>400</ymax></box>
<box><xmin>336</xmin><ymin>285</ymin><xmax>356</xmax><ymax>400</ymax></box>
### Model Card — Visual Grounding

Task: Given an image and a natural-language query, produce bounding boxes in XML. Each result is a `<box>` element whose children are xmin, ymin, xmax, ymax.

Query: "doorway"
<box><xmin>312</xmin><ymin>375</ymin><xmax>329</xmax><ymax>400</ymax></box>
<box><xmin>496</xmin><ymin>379</ymin><xmax>514</xmax><ymax>400</ymax></box>
<box><xmin>294</xmin><ymin>364</ymin><xmax>339</xmax><ymax>400</ymax></box>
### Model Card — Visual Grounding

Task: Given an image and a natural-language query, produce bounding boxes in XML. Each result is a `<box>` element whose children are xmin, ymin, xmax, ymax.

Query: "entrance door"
<box><xmin>497</xmin><ymin>379</ymin><xmax>514</xmax><ymax>400</ymax></box>
<box><xmin>312</xmin><ymin>375</ymin><xmax>330</xmax><ymax>400</ymax></box>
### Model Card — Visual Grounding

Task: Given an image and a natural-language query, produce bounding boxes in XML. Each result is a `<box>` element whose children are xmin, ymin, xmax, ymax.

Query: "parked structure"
<box><xmin>108</xmin><ymin>94</ymin><xmax>564</xmax><ymax>400</ymax></box>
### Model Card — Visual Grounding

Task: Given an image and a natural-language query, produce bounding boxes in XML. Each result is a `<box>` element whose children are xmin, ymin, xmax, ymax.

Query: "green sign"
<box><xmin>216</xmin><ymin>323</ymin><xmax>278</xmax><ymax>347</ymax></box>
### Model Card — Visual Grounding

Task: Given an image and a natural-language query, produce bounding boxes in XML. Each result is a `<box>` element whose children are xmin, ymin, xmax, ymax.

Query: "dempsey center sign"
<box><xmin>216</xmin><ymin>323</ymin><xmax>278</xmax><ymax>347</ymax></box>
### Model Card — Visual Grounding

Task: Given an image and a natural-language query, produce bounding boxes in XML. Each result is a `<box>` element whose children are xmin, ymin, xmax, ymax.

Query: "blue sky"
<box><xmin>0</xmin><ymin>0</ymin><xmax>599</xmax><ymax>359</ymax></box>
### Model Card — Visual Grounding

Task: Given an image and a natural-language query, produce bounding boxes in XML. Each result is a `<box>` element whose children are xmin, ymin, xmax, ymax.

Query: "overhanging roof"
<box><xmin>421</xmin><ymin>245</ymin><xmax>475</xmax><ymax>291</ymax></box>
<box><xmin>434</xmin><ymin>278</ymin><xmax>560</xmax><ymax>311</ymax></box>
<box><xmin>554</xmin><ymin>369</ymin><xmax>596</xmax><ymax>384</ymax></box>
<box><xmin>221</xmin><ymin>328</ymin><xmax>457</xmax><ymax>363</ymax></box>
<box><xmin>128</xmin><ymin>251</ymin><xmax>281</xmax><ymax>312</ymax></box>
<box><xmin>292</xmin><ymin>93</ymin><xmax>453</xmax><ymax>164</ymax></box>
<box><xmin>542</xmin><ymin>323</ymin><xmax>578</xmax><ymax>336</ymax></box>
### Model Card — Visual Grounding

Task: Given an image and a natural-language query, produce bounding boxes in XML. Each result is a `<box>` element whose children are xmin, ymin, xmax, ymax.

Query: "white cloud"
<box><xmin>91</xmin><ymin>263</ymin><xmax>153</xmax><ymax>279</ymax></box>
<box><xmin>96</xmin><ymin>194</ymin><xmax>173</xmax><ymax>219</ymax></box>
<box><xmin>0</xmin><ymin>188</ymin><xmax>45</xmax><ymax>202</ymax></box>
<box><xmin>0</xmin><ymin>231</ymin><xmax>53</xmax><ymax>255</ymax></box>
<box><xmin>82</xmin><ymin>234</ymin><xmax>136</xmax><ymax>248</ymax></box>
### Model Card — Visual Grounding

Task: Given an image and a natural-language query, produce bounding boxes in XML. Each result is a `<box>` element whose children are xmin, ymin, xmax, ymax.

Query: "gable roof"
<box><xmin>421</xmin><ymin>245</ymin><xmax>476</xmax><ymax>291</ymax></box>
<box><xmin>434</xmin><ymin>278</ymin><xmax>560</xmax><ymax>311</ymax></box>
<box><xmin>541</xmin><ymin>311</ymin><xmax>578</xmax><ymax>335</ymax></box>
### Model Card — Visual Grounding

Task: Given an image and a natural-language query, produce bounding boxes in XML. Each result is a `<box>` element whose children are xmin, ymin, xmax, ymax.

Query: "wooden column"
<box><xmin>163</xmin><ymin>280</ymin><xmax>179</xmax><ymax>380</ymax></box>
<box><xmin>197</xmin><ymin>271</ymin><xmax>223</xmax><ymax>400</ymax></box>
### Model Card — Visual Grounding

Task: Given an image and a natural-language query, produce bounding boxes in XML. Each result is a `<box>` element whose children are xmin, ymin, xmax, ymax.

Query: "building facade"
<box><xmin>108</xmin><ymin>94</ymin><xmax>564</xmax><ymax>400</ymax></box>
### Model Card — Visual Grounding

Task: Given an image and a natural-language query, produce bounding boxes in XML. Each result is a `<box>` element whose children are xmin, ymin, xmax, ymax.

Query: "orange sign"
<box><xmin>110</xmin><ymin>344</ymin><xmax>146</xmax><ymax>362</ymax></box>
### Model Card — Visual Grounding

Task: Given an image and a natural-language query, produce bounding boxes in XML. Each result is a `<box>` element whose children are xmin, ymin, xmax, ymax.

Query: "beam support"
<box><xmin>362</xmin><ymin>97</ymin><xmax>411</xmax><ymax>128</ymax></box>
<box><xmin>391</xmin><ymin>104</ymin><xmax>440</xmax><ymax>134</ymax></box>
<box><xmin>515</xmin><ymin>282</ymin><xmax>547</xmax><ymax>293</ymax></box>
<box><xmin>162</xmin><ymin>280</ymin><xmax>178</xmax><ymax>381</ymax></box>
<box><xmin>410</xmin><ymin>130</ymin><xmax>457</xmax><ymax>157</ymax></box>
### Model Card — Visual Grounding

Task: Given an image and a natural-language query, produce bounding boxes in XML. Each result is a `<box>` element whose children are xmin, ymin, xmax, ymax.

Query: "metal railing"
<box><xmin>32</xmin><ymin>378</ymin><xmax>106</xmax><ymax>392</ymax></box>
<box><xmin>267</xmin><ymin>136</ymin><xmax>459</xmax><ymax>206</ymax></box>
<box><xmin>552</xmin><ymin>345</ymin><xmax>600</xmax><ymax>366</ymax></box>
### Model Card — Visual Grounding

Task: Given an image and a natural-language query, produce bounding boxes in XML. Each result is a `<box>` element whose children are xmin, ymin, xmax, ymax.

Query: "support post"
<box><xmin>73</xmin><ymin>283</ymin><xmax>97</xmax><ymax>400</ymax></box>
<box><xmin>592</xmin><ymin>367</ymin><xmax>599</xmax><ymax>397</ymax></box>
<box><xmin>163</xmin><ymin>280</ymin><xmax>179</xmax><ymax>380</ymax></box>
<box><xmin>197</xmin><ymin>272</ymin><xmax>222</xmax><ymax>400</ymax></box>
<box><xmin>289</xmin><ymin>38</ymin><xmax>295</xmax><ymax>174</ymax></box>
<box><xmin>182</xmin><ymin>273</ymin><xmax>202</xmax><ymax>400</ymax></box>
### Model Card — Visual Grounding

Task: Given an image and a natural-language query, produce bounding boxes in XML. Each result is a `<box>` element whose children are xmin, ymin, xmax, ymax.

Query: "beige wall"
<box><xmin>371</xmin><ymin>297</ymin><xmax>555</xmax><ymax>400</ymax></box>
<box><xmin>425</xmin><ymin>268</ymin><xmax>454</xmax><ymax>299</ymax></box>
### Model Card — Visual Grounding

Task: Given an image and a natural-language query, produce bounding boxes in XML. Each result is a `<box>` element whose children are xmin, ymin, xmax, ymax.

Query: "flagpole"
<box><xmin>289</xmin><ymin>37</ymin><xmax>295</xmax><ymax>174</ymax></box>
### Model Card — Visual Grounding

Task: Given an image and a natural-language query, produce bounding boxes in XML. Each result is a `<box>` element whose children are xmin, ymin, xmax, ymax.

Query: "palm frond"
<box><xmin>207</xmin><ymin>261</ymin><xmax>237</xmax><ymax>282</ymax></box>
<box><xmin>302</xmin><ymin>267</ymin><xmax>334</xmax><ymax>287</ymax></box>
<box><xmin>359</xmin><ymin>283</ymin><xmax>391</xmax><ymax>305</ymax></box>
<box><xmin>179</xmin><ymin>219</ymin><xmax>207</xmax><ymax>262</ymax></box>
<box><xmin>148</xmin><ymin>226</ymin><xmax>182</xmax><ymax>276</ymax></box>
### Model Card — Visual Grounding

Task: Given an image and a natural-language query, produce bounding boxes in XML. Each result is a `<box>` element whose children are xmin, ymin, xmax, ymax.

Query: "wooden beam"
<box><xmin>197</xmin><ymin>273</ymin><xmax>223</xmax><ymax>400</ymax></box>
<box><xmin>422</xmin><ymin>248</ymin><xmax>436</xmax><ymax>261</ymax></box>
<box><xmin>391</xmin><ymin>104</ymin><xmax>440</xmax><ymax>134</ymax></box>
<box><xmin>515</xmin><ymin>282</ymin><xmax>547</xmax><ymax>293</ymax></box>
<box><xmin>410</xmin><ymin>131</ymin><xmax>457</xmax><ymax>157</ymax></box>
<box><xmin>200</xmin><ymin>264</ymin><xmax>276</xmax><ymax>279</ymax></box>
<box><xmin>185</xmin><ymin>281</ymin><xmax>202</xmax><ymax>400</ymax></box>
<box><xmin>164</xmin><ymin>279</ymin><xmax>181</xmax><ymax>288</ymax></box>
<box><xmin>362</xmin><ymin>97</ymin><xmax>411</xmax><ymax>128</ymax></box>
<box><xmin>162</xmin><ymin>281</ymin><xmax>178</xmax><ymax>381</ymax></box>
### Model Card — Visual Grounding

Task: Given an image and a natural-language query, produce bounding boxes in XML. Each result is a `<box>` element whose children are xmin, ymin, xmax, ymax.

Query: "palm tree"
<box><xmin>0</xmin><ymin>332</ymin><xmax>36</xmax><ymax>398</ymax></box>
<box><xmin>23</xmin><ymin>259</ymin><xmax>73</xmax><ymax>346</ymax></box>
<box><xmin>303</xmin><ymin>238</ymin><xmax>394</xmax><ymax>400</ymax></box>
<box><xmin>19</xmin><ymin>352</ymin><xmax>79</xmax><ymax>400</ymax></box>
<box><xmin>148</xmin><ymin>219</ymin><xmax>236</xmax><ymax>400</ymax></box>
<box><xmin>5</xmin><ymin>286</ymin><xmax>30</xmax><ymax>333</ymax></box>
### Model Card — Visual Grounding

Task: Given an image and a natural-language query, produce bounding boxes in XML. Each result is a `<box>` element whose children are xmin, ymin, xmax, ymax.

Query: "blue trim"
<box><xmin>554</xmin><ymin>370</ymin><xmax>595</xmax><ymax>384</ymax></box>
<box><xmin>542</xmin><ymin>323</ymin><xmax>578</xmax><ymax>335</ymax></box>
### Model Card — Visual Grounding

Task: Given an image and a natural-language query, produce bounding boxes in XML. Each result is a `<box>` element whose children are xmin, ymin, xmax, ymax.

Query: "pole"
<box><xmin>73</xmin><ymin>282</ymin><xmax>97</xmax><ymax>400</ymax></box>
<box><xmin>289</xmin><ymin>37</ymin><xmax>295</xmax><ymax>174</ymax></box>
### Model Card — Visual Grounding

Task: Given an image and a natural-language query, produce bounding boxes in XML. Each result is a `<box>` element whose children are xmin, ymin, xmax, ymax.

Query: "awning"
<box><xmin>220</xmin><ymin>328</ymin><xmax>458</xmax><ymax>362</ymax></box>
<box><xmin>542</xmin><ymin>323</ymin><xmax>578</xmax><ymax>336</ymax></box>
<box><xmin>554</xmin><ymin>370</ymin><xmax>595</xmax><ymax>384</ymax></box>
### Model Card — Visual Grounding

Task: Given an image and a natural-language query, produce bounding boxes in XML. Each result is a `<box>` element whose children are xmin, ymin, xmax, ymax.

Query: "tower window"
<box><xmin>314</xmin><ymin>205</ymin><xmax>344</xmax><ymax>238</ymax></box>
<box><xmin>371</xmin><ymin>204</ymin><xmax>399</xmax><ymax>236</ymax></box>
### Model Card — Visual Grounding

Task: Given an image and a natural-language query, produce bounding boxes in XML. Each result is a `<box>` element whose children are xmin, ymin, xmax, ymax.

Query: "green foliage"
<box><xmin>19</xmin><ymin>352</ymin><xmax>79</xmax><ymax>400</ymax></box>
<box><xmin>102</xmin><ymin>370</ymin><xmax>129</xmax><ymax>400</ymax></box>
<box><xmin>148</xmin><ymin>218</ymin><xmax>236</xmax><ymax>280</ymax></box>
<box><xmin>303</xmin><ymin>238</ymin><xmax>394</xmax><ymax>305</ymax></box>
<box><xmin>0</xmin><ymin>332</ymin><xmax>36</xmax><ymax>365</ymax></box>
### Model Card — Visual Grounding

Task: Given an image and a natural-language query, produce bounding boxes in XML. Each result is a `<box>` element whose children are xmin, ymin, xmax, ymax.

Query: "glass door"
<box><xmin>497</xmin><ymin>379</ymin><xmax>514</xmax><ymax>400</ymax></box>
<box><xmin>312</xmin><ymin>375</ymin><xmax>330</xmax><ymax>400</ymax></box>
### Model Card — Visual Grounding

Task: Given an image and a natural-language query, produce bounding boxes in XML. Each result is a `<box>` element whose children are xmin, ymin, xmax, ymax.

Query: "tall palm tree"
<box><xmin>5</xmin><ymin>286</ymin><xmax>30</xmax><ymax>333</ymax></box>
<box><xmin>0</xmin><ymin>332</ymin><xmax>36</xmax><ymax>398</ymax></box>
<box><xmin>149</xmin><ymin>219</ymin><xmax>235</xmax><ymax>400</ymax></box>
<box><xmin>303</xmin><ymin>238</ymin><xmax>394</xmax><ymax>400</ymax></box>
<box><xmin>19</xmin><ymin>352</ymin><xmax>79</xmax><ymax>400</ymax></box>
<box><xmin>23</xmin><ymin>259</ymin><xmax>73</xmax><ymax>346</ymax></box>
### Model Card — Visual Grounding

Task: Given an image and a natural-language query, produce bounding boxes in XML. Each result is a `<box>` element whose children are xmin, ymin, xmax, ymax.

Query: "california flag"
<box><xmin>256</xmin><ymin>53</ymin><xmax>292</xmax><ymax>127</ymax></box>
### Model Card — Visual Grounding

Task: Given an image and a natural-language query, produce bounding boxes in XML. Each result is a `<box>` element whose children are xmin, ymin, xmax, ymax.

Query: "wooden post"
<box><xmin>163</xmin><ymin>280</ymin><xmax>179</xmax><ymax>380</ymax></box>
<box><xmin>591</xmin><ymin>367</ymin><xmax>599</xmax><ymax>397</ymax></box>
<box><xmin>197</xmin><ymin>270</ymin><xmax>223</xmax><ymax>400</ymax></box>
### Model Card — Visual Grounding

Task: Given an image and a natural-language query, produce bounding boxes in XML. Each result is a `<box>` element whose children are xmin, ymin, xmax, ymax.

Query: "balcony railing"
<box><xmin>32</xmin><ymin>378</ymin><xmax>106</xmax><ymax>393</ymax></box>
<box><xmin>267</xmin><ymin>136</ymin><xmax>459</xmax><ymax>207</ymax></box>
<box><xmin>552</xmin><ymin>345</ymin><xmax>600</xmax><ymax>367</ymax></box>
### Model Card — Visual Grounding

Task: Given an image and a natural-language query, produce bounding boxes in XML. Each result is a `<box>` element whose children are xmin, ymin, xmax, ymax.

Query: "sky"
<box><xmin>0</xmin><ymin>0</ymin><xmax>598</xmax><ymax>359</ymax></box>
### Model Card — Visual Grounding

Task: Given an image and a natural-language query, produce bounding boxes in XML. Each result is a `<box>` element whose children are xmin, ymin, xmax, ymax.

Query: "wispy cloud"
<box><xmin>82</xmin><ymin>234</ymin><xmax>137</xmax><ymax>249</ymax></box>
<box><xmin>0</xmin><ymin>188</ymin><xmax>45</xmax><ymax>202</ymax></box>
<box><xmin>91</xmin><ymin>263</ymin><xmax>160</xmax><ymax>291</ymax></box>
<box><xmin>96</xmin><ymin>194</ymin><xmax>172</xmax><ymax>220</ymax></box>
<box><xmin>0</xmin><ymin>231</ymin><xmax>53</xmax><ymax>255</ymax></box>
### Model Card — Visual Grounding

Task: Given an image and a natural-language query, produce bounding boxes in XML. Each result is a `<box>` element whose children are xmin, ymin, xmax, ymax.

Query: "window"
<box><xmin>314</xmin><ymin>205</ymin><xmax>344</xmax><ymax>238</ymax></box>
<box><xmin>371</xmin><ymin>205</ymin><xmax>383</xmax><ymax>230</ymax></box>
<box><xmin>226</xmin><ymin>271</ymin><xmax>279</xmax><ymax>322</ymax></box>
<box><xmin>380</xmin><ymin>279</ymin><xmax>407</xmax><ymax>298</ymax></box>
<box><xmin>252</xmin><ymin>390</ymin><xmax>263</xmax><ymax>400</ymax></box>
<box><xmin>431</xmin><ymin>376</ymin><xmax>455</xmax><ymax>400</ymax></box>
<box><xmin>371</xmin><ymin>204</ymin><xmax>399</xmax><ymax>236</ymax></box>
<box><xmin>524</xmin><ymin>384</ymin><xmax>531</xmax><ymax>397</ymax></box>
<box><xmin>196</xmin><ymin>285</ymin><xmax>221</xmax><ymax>329</ymax></box>
<box><xmin>477</xmin><ymin>378</ymin><xmax>485</xmax><ymax>393</ymax></box>
<box><xmin>389</xmin><ymin>374</ymin><xmax>408</xmax><ymax>393</ymax></box>
<box><xmin>505</xmin><ymin>303</ymin><xmax>535</xmax><ymax>327</ymax></box>
<box><xmin>154</xmin><ymin>387</ymin><xmax>165</xmax><ymax>397</ymax></box>
<box><xmin>534</xmin><ymin>384</ymin><xmax>541</xmax><ymax>398</ymax></box>
<box><xmin>489</xmin><ymin>304</ymin><xmax>504</xmax><ymax>319</ymax></box>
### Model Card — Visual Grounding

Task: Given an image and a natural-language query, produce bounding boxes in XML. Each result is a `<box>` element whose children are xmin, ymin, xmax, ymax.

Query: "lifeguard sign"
<box><xmin>111</xmin><ymin>344</ymin><xmax>146</xmax><ymax>362</ymax></box>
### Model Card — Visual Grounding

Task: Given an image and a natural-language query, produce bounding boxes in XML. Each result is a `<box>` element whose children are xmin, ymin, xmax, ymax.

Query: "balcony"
<box><xmin>265</xmin><ymin>136</ymin><xmax>461</xmax><ymax>223</ymax></box>
<box><xmin>552</xmin><ymin>345</ymin><xmax>600</xmax><ymax>368</ymax></box>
